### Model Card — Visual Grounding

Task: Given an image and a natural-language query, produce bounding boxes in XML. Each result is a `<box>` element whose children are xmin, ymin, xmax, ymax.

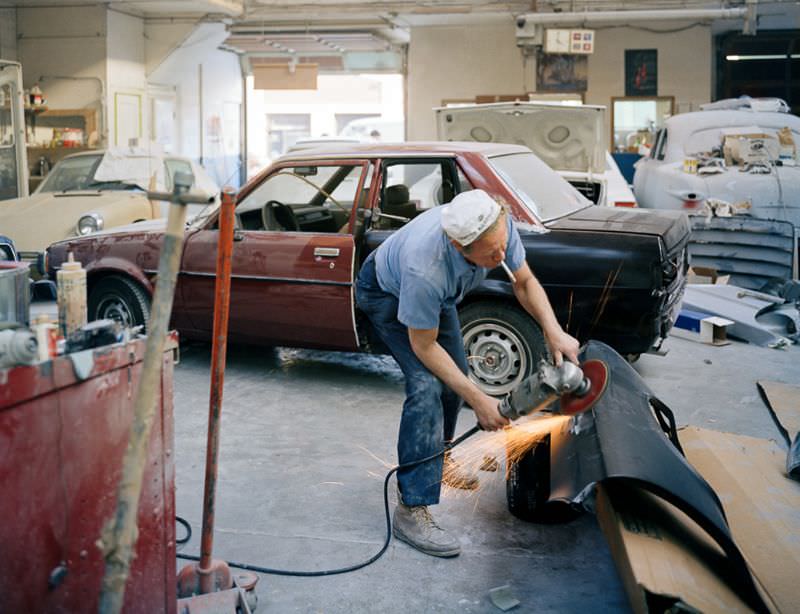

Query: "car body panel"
<box><xmin>47</xmin><ymin>142</ymin><xmax>689</xmax><ymax>358</ymax></box>
<box><xmin>1</xmin><ymin>191</ymin><xmax>154</xmax><ymax>253</ymax></box>
<box><xmin>179</xmin><ymin>229</ymin><xmax>358</xmax><ymax>349</ymax></box>
<box><xmin>435</xmin><ymin>103</ymin><xmax>637</xmax><ymax>207</ymax></box>
<box><xmin>634</xmin><ymin>107</ymin><xmax>800</xmax><ymax>227</ymax></box>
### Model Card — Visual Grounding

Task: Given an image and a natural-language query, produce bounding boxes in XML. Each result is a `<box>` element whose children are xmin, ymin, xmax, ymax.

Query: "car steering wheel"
<box><xmin>267</xmin><ymin>200</ymin><xmax>300</xmax><ymax>232</ymax></box>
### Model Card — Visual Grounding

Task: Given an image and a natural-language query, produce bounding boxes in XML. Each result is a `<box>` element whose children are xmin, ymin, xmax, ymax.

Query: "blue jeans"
<box><xmin>356</xmin><ymin>254</ymin><xmax>468</xmax><ymax>506</ymax></box>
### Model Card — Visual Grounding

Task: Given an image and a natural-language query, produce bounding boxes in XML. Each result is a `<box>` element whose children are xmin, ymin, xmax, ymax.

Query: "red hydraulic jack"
<box><xmin>174</xmin><ymin>188</ymin><xmax>259</xmax><ymax>612</ymax></box>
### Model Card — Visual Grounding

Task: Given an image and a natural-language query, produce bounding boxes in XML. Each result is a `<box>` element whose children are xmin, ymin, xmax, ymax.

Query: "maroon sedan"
<box><xmin>47</xmin><ymin>142</ymin><xmax>689</xmax><ymax>395</ymax></box>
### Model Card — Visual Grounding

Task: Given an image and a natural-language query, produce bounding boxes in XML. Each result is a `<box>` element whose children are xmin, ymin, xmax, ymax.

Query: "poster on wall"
<box><xmin>536</xmin><ymin>51</ymin><xmax>588</xmax><ymax>92</ymax></box>
<box><xmin>625</xmin><ymin>49</ymin><xmax>658</xmax><ymax>96</ymax></box>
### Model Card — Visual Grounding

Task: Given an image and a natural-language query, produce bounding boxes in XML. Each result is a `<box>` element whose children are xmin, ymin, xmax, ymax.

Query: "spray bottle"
<box><xmin>57</xmin><ymin>252</ymin><xmax>87</xmax><ymax>338</ymax></box>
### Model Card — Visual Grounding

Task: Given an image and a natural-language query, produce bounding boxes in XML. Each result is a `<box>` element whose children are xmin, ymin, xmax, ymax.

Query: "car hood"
<box><xmin>548</xmin><ymin>206</ymin><xmax>690</xmax><ymax>251</ymax></box>
<box><xmin>435</xmin><ymin>102</ymin><xmax>606</xmax><ymax>174</ymax></box>
<box><xmin>0</xmin><ymin>191</ymin><xmax>149</xmax><ymax>252</ymax></box>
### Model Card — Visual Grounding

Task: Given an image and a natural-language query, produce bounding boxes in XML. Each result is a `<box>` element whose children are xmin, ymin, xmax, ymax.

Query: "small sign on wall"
<box><xmin>544</xmin><ymin>29</ymin><xmax>594</xmax><ymax>54</ymax></box>
<box><xmin>625</xmin><ymin>49</ymin><xmax>658</xmax><ymax>96</ymax></box>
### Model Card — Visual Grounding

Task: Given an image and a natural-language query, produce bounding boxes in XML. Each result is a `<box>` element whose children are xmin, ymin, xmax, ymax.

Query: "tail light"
<box><xmin>613</xmin><ymin>201</ymin><xmax>637</xmax><ymax>208</ymax></box>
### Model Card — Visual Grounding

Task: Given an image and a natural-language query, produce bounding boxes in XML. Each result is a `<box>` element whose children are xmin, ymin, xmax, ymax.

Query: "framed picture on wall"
<box><xmin>625</xmin><ymin>49</ymin><xmax>658</xmax><ymax>97</ymax></box>
<box><xmin>536</xmin><ymin>51</ymin><xmax>588</xmax><ymax>92</ymax></box>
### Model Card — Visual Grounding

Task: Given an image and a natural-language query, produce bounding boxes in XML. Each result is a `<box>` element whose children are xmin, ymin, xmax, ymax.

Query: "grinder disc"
<box><xmin>559</xmin><ymin>359</ymin><xmax>608</xmax><ymax>416</ymax></box>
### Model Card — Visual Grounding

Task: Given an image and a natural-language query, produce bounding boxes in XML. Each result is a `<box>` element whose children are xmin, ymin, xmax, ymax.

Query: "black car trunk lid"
<box><xmin>549</xmin><ymin>207</ymin><xmax>690</xmax><ymax>253</ymax></box>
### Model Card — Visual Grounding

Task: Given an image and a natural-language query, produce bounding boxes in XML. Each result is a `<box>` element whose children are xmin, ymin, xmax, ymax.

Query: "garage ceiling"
<box><xmin>2</xmin><ymin>0</ymin><xmax>763</xmax><ymax>64</ymax></box>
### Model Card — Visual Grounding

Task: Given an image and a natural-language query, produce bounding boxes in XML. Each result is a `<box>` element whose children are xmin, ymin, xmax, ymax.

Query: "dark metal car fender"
<box><xmin>546</xmin><ymin>340</ymin><xmax>769</xmax><ymax>613</ymax></box>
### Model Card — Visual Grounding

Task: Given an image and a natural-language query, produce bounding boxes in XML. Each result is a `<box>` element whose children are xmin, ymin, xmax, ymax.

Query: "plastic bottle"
<box><xmin>57</xmin><ymin>253</ymin><xmax>87</xmax><ymax>338</ymax></box>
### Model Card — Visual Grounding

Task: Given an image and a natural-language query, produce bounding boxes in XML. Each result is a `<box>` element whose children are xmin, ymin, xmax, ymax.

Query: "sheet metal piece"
<box><xmin>547</xmin><ymin>340</ymin><xmax>770</xmax><ymax>614</ymax></box>
<box><xmin>681</xmin><ymin>284</ymin><xmax>794</xmax><ymax>347</ymax></box>
<box><xmin>687</xmin><ymin>215</ymin><xmax>796</xmax><ymax>291</ymax></box>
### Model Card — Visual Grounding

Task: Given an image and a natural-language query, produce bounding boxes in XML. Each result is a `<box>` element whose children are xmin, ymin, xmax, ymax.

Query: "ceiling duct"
<box><xmin>515</xmin><ymin>4</ymin><xmax>756</xmax><ymax>34</ymax></box>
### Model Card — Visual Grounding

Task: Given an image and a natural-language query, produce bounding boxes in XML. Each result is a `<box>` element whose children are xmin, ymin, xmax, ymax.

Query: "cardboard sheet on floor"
<box><xmin>596</xmin><ymin>483</ymin><xmax>752</xmax><ymax>614</ymax></box>
<box><xmin>681</xmin><ymin>427</ymin><xmax>800</xmax><ymax>613</ymax></box>
<box><xmin>597</xmin><ymin>427</ymin><xmax>800</xmax><ymax>614</ymax></box>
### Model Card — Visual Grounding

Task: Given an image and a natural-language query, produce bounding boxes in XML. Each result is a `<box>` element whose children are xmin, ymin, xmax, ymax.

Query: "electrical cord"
<box><xmin>175</xmin><ymin>424</ymin><xmax>482</xmax><ymax>577</ymax></box>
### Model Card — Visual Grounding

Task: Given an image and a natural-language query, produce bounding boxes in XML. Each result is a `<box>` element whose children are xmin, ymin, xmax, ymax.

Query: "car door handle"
<box><xmin>314</xmin><ymin>247</ymin><xmax>340</xmax><ymax>258</ymax></box>
<box><xmin>233</xmin><ymin>230</ymin><xmax>245</xmax><ymax>242</ymax></box>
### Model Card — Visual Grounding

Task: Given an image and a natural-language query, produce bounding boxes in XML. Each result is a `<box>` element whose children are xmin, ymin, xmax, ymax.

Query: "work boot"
<box><xmin>442</xmin><ymin>451</ymin><xmax>479</xmax><ymax>491</ymax></box>
<box><xmin>393</xmin><ymin>498</ymin><xmax>461</xmax><ymax>558</ymax></box>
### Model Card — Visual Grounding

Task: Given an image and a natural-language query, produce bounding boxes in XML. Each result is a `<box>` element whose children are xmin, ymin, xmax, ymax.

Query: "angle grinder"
<box><xmin>498</xmin><ymin>358</ymin><xmax>608</xmax><ymax>421</ymax></box>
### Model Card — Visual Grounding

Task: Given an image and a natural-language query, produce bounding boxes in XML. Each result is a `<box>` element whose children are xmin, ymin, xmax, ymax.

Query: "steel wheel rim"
<box><xmin>462</xmin><ymin>319</ymin><xmax>529</xmax><ymax>396</ymax></box>
<box><xmin>96</xmin><ymin>296</ymin><xmax>134</xmax><ymax>327</ymax></box>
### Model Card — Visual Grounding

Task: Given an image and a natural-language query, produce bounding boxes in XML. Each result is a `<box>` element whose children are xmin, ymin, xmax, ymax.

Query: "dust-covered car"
<box><xmin>47</xmin><ymin>142</ymin><xmax>689</xmax><ymax>395</ymax></box>
<box><xmin>633</xmin><ymin>97</ymin><xmax>800</xmax><ymax>227</ymax></box>
<box><xmin>0</xmin><ymin>148</ymin><xmax>218</xmax><ymax>273</ymax></box>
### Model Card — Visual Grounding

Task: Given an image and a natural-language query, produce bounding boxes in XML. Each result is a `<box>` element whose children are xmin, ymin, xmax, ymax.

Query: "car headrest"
<box><xmin>386</xmin><ymin>184</ymin><xmax>410</xmax><ymax>206</ymax></box>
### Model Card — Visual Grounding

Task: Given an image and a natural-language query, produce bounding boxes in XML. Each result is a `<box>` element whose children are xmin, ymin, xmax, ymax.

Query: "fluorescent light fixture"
<box><xmin>726</xmin><ymin>54</ymin><xmax>800</xmax><ymax>61</ymax></box>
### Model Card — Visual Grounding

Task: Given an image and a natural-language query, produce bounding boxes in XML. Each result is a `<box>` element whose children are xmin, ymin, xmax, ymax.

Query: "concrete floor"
<box><xmin>170</xmin><ymin>334</ymin><xmax>798</xmax><ymax>613</ymax></box>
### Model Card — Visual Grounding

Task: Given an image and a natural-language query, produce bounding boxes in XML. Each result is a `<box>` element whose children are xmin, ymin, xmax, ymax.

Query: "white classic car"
<box><xmin>633</xmin><ymin>97</ymin><xmax>800</xmax><ymax>228</ymax></box>
<box><xmin>435</xmin><ymin>101</ymin><xmax>637</xmax><ymax>208</ymax></box>
<box><xmin>0</xmin><ymin>148</ymin><xmax>218</xmax><ymax>273</ymax></box>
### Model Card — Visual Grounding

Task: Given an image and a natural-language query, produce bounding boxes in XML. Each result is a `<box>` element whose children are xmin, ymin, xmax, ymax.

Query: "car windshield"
<box><xmin>487</xmin><ymin>152</ymin><xmax>591</xmax><ymax>222</ymax></box>
<box><xmin>38</xmin><ymin>154</ymin><xmax>143</xmax><ymax>193</ymax></box>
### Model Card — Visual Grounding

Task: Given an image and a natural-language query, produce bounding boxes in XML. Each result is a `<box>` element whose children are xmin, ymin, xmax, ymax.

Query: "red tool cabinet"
<box><xmin>0</xmin><ymin>335</ymin><xmax>178</xmax><ymax>614</ymax></box>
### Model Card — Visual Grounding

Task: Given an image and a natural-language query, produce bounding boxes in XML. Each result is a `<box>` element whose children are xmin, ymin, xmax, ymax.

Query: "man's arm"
<box><xmin>407</xmin><ymin>327</ymin><xmax>509</xmax><ymax>431</ymax></box>
<box><xmin>510</xmin><ymin>261</ymin><xmax>580</xmax><ymax>365</ymax></box>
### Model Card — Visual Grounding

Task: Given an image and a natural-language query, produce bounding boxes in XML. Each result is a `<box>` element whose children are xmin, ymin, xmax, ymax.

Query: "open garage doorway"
<box><xmin>245</xmin><ymin>73</ymin><xmax>405</xmax><ymax>179</ymax></box>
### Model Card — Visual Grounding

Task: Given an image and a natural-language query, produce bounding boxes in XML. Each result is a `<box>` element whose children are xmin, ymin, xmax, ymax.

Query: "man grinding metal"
<box><xmin>355</xmin><ymin>189</ymin><xmax>580</xmax><ymax>558</ymax></box>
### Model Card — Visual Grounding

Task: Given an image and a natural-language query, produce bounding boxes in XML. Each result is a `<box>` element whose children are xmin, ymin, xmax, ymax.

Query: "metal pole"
<box><xmin>98</xmin><ymin>175</ymin><xmax>210</xmax><ymax>614</ymax></box>
<box><xmin>198</xmin><ymin>189</ymin><xmax>236</xmax><ymax>594</ymax></box>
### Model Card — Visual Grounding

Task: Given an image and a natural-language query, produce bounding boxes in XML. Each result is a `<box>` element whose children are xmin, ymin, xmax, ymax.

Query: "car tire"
<box><xmin>459</xmin><ymin>301</ymin><xmax>547</xmax><ymax>397</ymax></box>
<box><xmin>89</xmin><ymin>275</ymin><xmax>151</xmax><ymax>331</ymax></box>
<box><xmin>506</xmin><ymin>436</ymin><xmax>582</xmax><ymax>524</ymax></box>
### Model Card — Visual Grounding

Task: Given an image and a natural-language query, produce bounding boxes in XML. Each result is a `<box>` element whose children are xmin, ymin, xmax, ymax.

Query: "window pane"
<box><xmin>237</xmin><ymin>163</ymin><xmax>364</xmax><ymax>233</ymax></box>
<box><xmin>39</xmin><ymin>154</ymin><xmax>103</xmax><ymax>192</ymax></box>
<box><xmin>488</xmin><ymin>152</ymin><xmax>590</xmax><ymax>221</ymax></box>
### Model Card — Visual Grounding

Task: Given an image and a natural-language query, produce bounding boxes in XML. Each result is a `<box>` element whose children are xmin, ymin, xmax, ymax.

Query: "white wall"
<box><xmin>17</xmin><ymin>6</ymin><xmax>107</xmax><ymax>142</ymax></box>
<box><xmin>407</xmin><ymin>23</ymin><xmax>530</xmax><ymax>140</ymax></box>
<box><xmin>406</xmin><ymin>21</ymin><xmax>714</xmax><ymax>142</ymax></box>
<box><xmin>107</xmin><ymin>11</ymin><xmax>147</xmax><ymax>148</ymax></box>
<box><xmin>147</xmin><ymin>22</ymin><xmax>243</xmax><ymax>187</ymax></box>
<box><xmin>0</xmin><ymin>9</ymin><xmax>16</xmax><ymax>60</ymax></box>
<box><xmin>585</xmin><ymin>22</ymin><xmax>713</xmax><ymax>141</ymax></box>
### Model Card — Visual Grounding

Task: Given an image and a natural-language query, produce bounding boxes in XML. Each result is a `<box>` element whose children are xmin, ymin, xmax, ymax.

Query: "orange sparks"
<box><xmin>441</xmin><ymin>415</ymin><xmax>570</xmax><ymax>494</ymax></box>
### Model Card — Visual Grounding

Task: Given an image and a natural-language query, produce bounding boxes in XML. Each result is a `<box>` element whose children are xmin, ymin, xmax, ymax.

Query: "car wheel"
<box><xmin>506</xmin><ymin>435</ymin><xmax>582</xmax><ymax>523</ymax></box>
<box><xmin>459</xmin><ymin>301</ymin><xmax>547</xmax><ymax>397</ymax></box>
<box><xmin>89</xmin><ymin>275</ymin><xmax>151</xmax><ymax>331</ymax></box>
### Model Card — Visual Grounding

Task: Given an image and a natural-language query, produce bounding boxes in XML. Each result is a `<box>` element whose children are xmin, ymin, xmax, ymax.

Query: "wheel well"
<box><xmin>458</xmin><ymin>293</ymin><xmax>520</xmax><ymax>316</ymax></box>
<box><xmin>88</xmin><ymin>271</ymin><xmax>151</xmax><ymax>299</ymax></box>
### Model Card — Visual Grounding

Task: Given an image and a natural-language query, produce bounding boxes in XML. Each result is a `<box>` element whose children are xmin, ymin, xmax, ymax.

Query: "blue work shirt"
<box><xmin>374</xmin><ymin>206</ymin><xmax>526</xmax><ymax>330</ymax></box>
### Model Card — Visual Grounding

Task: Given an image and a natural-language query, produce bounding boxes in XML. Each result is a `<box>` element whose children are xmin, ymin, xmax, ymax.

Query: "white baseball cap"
<box><xmin>441</xmin><ymin>189</ymin><xmax>502</xmax><ymax>246</ymax></box>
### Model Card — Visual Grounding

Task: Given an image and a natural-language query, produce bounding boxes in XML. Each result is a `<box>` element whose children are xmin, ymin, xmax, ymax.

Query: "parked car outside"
<box><xmin>47</xmin><ymin>142</ymin><xmax>689</xmax><ymax>396</ymax></box>
<box><xmin>0</xmin><ymin>148</ymin><xmax>219</xmax><ymax>274</ymax></box>
<box><xmin>435</xmin><ymin>102</ymin><xmax>637</xmax><ymax>208</ymax></box>
<box><xmin>633</xmin><ymin>97</ymin><xmax>800</xmax><ymax>227</ymax></box>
